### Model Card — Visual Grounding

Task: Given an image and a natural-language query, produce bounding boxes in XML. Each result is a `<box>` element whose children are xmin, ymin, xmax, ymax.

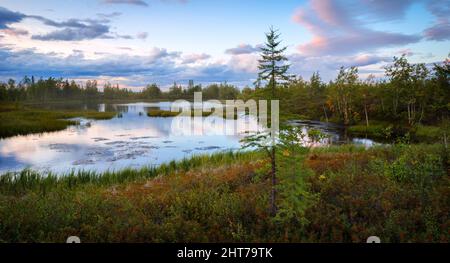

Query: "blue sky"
<box><xmin>0</xmin><ymin>0</ymin><xmax>449</xmax><ymax>89</ymax></box>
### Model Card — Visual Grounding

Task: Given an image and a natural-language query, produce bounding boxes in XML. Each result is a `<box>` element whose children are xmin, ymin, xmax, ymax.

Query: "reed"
<box><xmin>0</xmin><ymin>150</ymin><xmax>259</xmax><ymax>195</ymax></box>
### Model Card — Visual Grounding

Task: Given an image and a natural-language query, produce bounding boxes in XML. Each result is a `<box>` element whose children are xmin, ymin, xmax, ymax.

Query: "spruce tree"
<box><xmin>257</xmin><ymin>26</ymin><xmax>290</xmax><ymax>98</ymax></box>
<box><xmin>254</xmin><ymin>27</ymin><xmax>290</xmax><ymax>215</ymax></box>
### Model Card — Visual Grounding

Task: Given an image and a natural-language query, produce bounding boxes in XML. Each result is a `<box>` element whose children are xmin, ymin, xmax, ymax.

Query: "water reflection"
<box><xmin>287</xmin><ymin>120</ymin><xmax>377</xmax><ymax>146</ymax></box>
<box><xmin>0</xmin><ymin>102</ymin><xmax>377</xmax><ymax>174</ymax></box>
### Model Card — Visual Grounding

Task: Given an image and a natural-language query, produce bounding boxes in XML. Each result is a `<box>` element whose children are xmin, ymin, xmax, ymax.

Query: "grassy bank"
<box><xmin>348</xmin><ymin>121</ymin><xmax>449</xmax><ymax>143</ymax></box>
<box><xmin>347</xmin><ymin>122</ymin><xmax>394</xmax><ymax>140</ymax></box>
<box><xmin>0</xmin><ymin>145</ymin><xmax>448</xmax><ymax>242</ymax></box>
<box><xmin>147</xmin><ymin>109</ymin><xmax>240</xmax><ymax>119</ymax></box>
<box><xmin>0</xmin><ymin>104</ymin><xmax>116</xmax><ymax>138</ymax></box>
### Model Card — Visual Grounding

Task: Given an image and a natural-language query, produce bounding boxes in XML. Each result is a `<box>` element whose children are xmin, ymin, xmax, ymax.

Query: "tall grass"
<box><xmin>0</xmin><ymin>150</ymin><xmax>260</xmax><ymax>195</ymax></box>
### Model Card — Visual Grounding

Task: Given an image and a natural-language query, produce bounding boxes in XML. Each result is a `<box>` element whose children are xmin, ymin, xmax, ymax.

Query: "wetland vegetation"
<box><xmin>0</xmin><ymin>145</ymin><xmax>448</xmax><ymax>242</ymax></box>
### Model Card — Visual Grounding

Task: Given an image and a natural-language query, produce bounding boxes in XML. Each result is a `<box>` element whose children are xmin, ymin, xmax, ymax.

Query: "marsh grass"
<box><xmin>413</xmin><ymin>122</ymin><xmax>450</xmax><ymax>143</ymax></box>
<box><xmin>0</xmin><ymin>104</ymin><xmax>116</xmax><ymax>138</ymax></box>
<box><xmin>0</xmin><ymin>150</ymin><xmax>260</xmax><ymax>195</ymax></box>
<box><xmin>147</xmin><ymin>109</ymin><xmax>183</xmax><ymax>117</ymax></box>
<box><xmin>146</xmin><ymin>109</ymin><xmax>241</xmax><ymax>119</ymax></box>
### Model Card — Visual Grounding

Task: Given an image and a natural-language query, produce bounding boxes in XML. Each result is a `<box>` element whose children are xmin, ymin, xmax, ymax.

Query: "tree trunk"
<box><xmin>393</xmin><ymin>88</ymin><xmax>399</xmax><ymax>117</ymax></box>
<box><xmin>418</xmin><ymin>103</ymin><xmax>425</xmax><ymax>124</ymax></box>
<box><xmin>407</xmin><ymin>103</ymin><xmax>411</xmax><ymax>125</ymax></box>
<box><xmin>323</xmin><ymin>104</ymin><xmax>329</xmax><ymax>123</ymax></box>
<box><xmin>270</xmin><ymin>147</ymin><xmax>277</xmax><ymax>216</ymax></box>
<box><xmin>364</xmin><ymin>103</ymin><xmax>369</xmax><ymax>127</ymax></box>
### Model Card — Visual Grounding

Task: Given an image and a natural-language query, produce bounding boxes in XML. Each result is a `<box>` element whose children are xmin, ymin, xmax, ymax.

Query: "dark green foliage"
<box><xmin>256</xmin><ymin>26</ymin><xmax>290</xmax><ymax>97</ymax></box>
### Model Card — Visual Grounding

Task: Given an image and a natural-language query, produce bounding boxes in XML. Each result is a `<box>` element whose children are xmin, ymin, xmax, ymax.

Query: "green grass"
<box><xmin>348</xmin><ymin>121</ymin><xmax>450</xmax><ymax>143</ymax></box>
<box><xmin>347</xmin><ymin>122</ymin><xmax>393</xmax><ymax>140</ymax></box>
<box><xmin>413</xmin><ymin>123</ymin><xmax>450</xmax><ymax>143</ymax></box>
<box><xmin>0</xmin><ymin>104</ymin><xmax>116</xmax><ymax>138</ymax></box>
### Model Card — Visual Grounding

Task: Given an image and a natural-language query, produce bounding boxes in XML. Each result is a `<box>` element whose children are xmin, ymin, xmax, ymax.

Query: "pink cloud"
<box><xmin>0</xmin><ymin>28</ymin><xmax>28</xmax><ymax>37</ymax></box>
<box><xmin>292</xmin><ymin>0</ymin><xmax>421</xmax><ymax>56</ymax></box>
<box><xmin>225</xmin><ymin>44</ymin><xmax>261</xmax><ymax>55</ymax></box>
<box><xmin>181</xmin><ymin>53</ymin><xmax>210</xmax><ymax>64</ymax></box>
<box><xmin>423</xmin><ymin>0</ymin><xmax>450</xmax><ymax>41</ymax></box>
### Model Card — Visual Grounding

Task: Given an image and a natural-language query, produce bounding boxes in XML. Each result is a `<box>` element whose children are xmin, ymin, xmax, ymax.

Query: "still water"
<box><xmin>0</xmin><ymin>102</ymin><xmax>376</xmax><ymax>174</ymax></box>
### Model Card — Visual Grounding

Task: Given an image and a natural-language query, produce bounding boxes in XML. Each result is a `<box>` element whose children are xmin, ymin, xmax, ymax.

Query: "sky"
<box><xmin>0</xmin><ymin>0</ymin><xmax>449</xmax><ymax>90</ymax></box>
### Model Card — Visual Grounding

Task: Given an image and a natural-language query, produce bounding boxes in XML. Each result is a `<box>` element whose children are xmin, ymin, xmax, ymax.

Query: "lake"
<box><xmin>0</xmin><ymin>102</ymin><xmax>377</xmax><ymax>174</ymax></box>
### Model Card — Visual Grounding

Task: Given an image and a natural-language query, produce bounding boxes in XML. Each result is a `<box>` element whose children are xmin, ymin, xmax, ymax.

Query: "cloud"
<box><xmin>30</xmin><ymin>15</ymin><xmax>139</xmax><ymax>41</ymax></box>
<box><xmin>288</xmin><ymin>53</ymin><xmax>391</xmax><ymax>80</ymax></box>
<box><xmin>0</xmin><ymin>7</ymin><xmax>26</xmax><ymax>29</ymax></box>
<box><xmin>289</xmin><ymin>53</ymin><xmax>390</xmax><ymax>70</ymax></box>
<box><xmin>397</xmin><ymin>48</ymin><xmax>414</xmax><ymax>57</ymax></box>
<box><xmin>0</xmin><ymin>7</ymin><xmax>131</xmax><ymax>41</ymax></box>
<box><xmin>116</xmin><ymin>34</ymin><xmax>134</xmax><ymax>39</ymax></box>
<box><xmin>0</xmin><ymin>28</ymin><xmax>29</xmax><ymax>36</ymax></box>
<box><xmin>137</xmin><ymin>32</ymin><xmax>148</xmax><ymax>40</ymax></box>
<box><xmin>32</xmin><ymin>21</ymin><xmax>111</xmax><ymax>41</ymax></box>
<box><xmin>292</xmin><ymin>0</ymin><xmax>421</xmax><ymax>56</ymax></box>
<box><xmin>227</xmin><ymin>53</ymin><xmax>259</xmax><ymax>73</ymax></box>
<box><xmin>96</xmin><ymin>12</ymin><xmax>122</xmax><ymax>18</ymax></box>
<box><xmin>423</xmin><ymin>0</ymin><xmax>450</xmax><ymax>41</ymax></box>
<box><xmin>27</xmin><ymin>15</ymin><xmax>118</xmax><ymax>41</ymax></box>
<box><xmin>118</xmin><ymin>46</ymin><xmax>133</xmax><ymax>51</ymax></box>
<box><xmin>0</xmin><ymin>46</ymin><xmax>178</xmax><ymax>79</ymax></box>
<box><xmin>0</xmin><ymin>45</ymin><xmax>253</xmax><ymax>87</ymax></box>
<box><xmin>181</xmin><ymin>53</ymin><xmax>210</xmax><ymax>64</ymax></box>
<box><xmin>101</xmin><ymin>0</ymin><xmax>188</xmax><ymax>7</ymax></box>
<box><xmin>225</xmin><ymin>44</ymin><xmax>261</xmax><ymax>55</ymax></box>
<box><xmin>147</xmin><ymin>47</ymin><xmax>180</xmax><ymax>61</ymax></box>
<box><xmin>424</xmin><ymin>23</ymin><xmax>450</xmax><ymax>41</ymax></box>
<box><xmin>102</xmin><ymin>0</ymin><xmax>148</xmax><ymax>7</ymax></box>
<box><xmin>356</xmin><ymin>0</ymin><xmax>414</xmax><ymax>22</ymax></box>
<box><xmin>30</xmin><ymin>15</ymin><xmax>138</xmax><ymax>41</ymax></box>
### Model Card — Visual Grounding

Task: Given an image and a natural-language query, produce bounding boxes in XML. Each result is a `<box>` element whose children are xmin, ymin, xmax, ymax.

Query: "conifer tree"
<box><xmin>257</xmin><ymin>26</ymin><xmax>290</xmax><ymax>98</ymax></box>
<box><xmin>251</xmin><ymin>27</ymin><xmax>290</xmax><ymax>215</ymax></box>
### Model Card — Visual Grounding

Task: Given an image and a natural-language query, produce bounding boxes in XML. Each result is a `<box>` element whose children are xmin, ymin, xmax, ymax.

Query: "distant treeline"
<box><xmin>1</xmin><ymin>55</ymin><xmax>448</xmax><ymax>126</ymax></box>
<box><xmin>0</xmin><ymin>78</ymin><xmax>241</xmax><ymax>102</ymax></box>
